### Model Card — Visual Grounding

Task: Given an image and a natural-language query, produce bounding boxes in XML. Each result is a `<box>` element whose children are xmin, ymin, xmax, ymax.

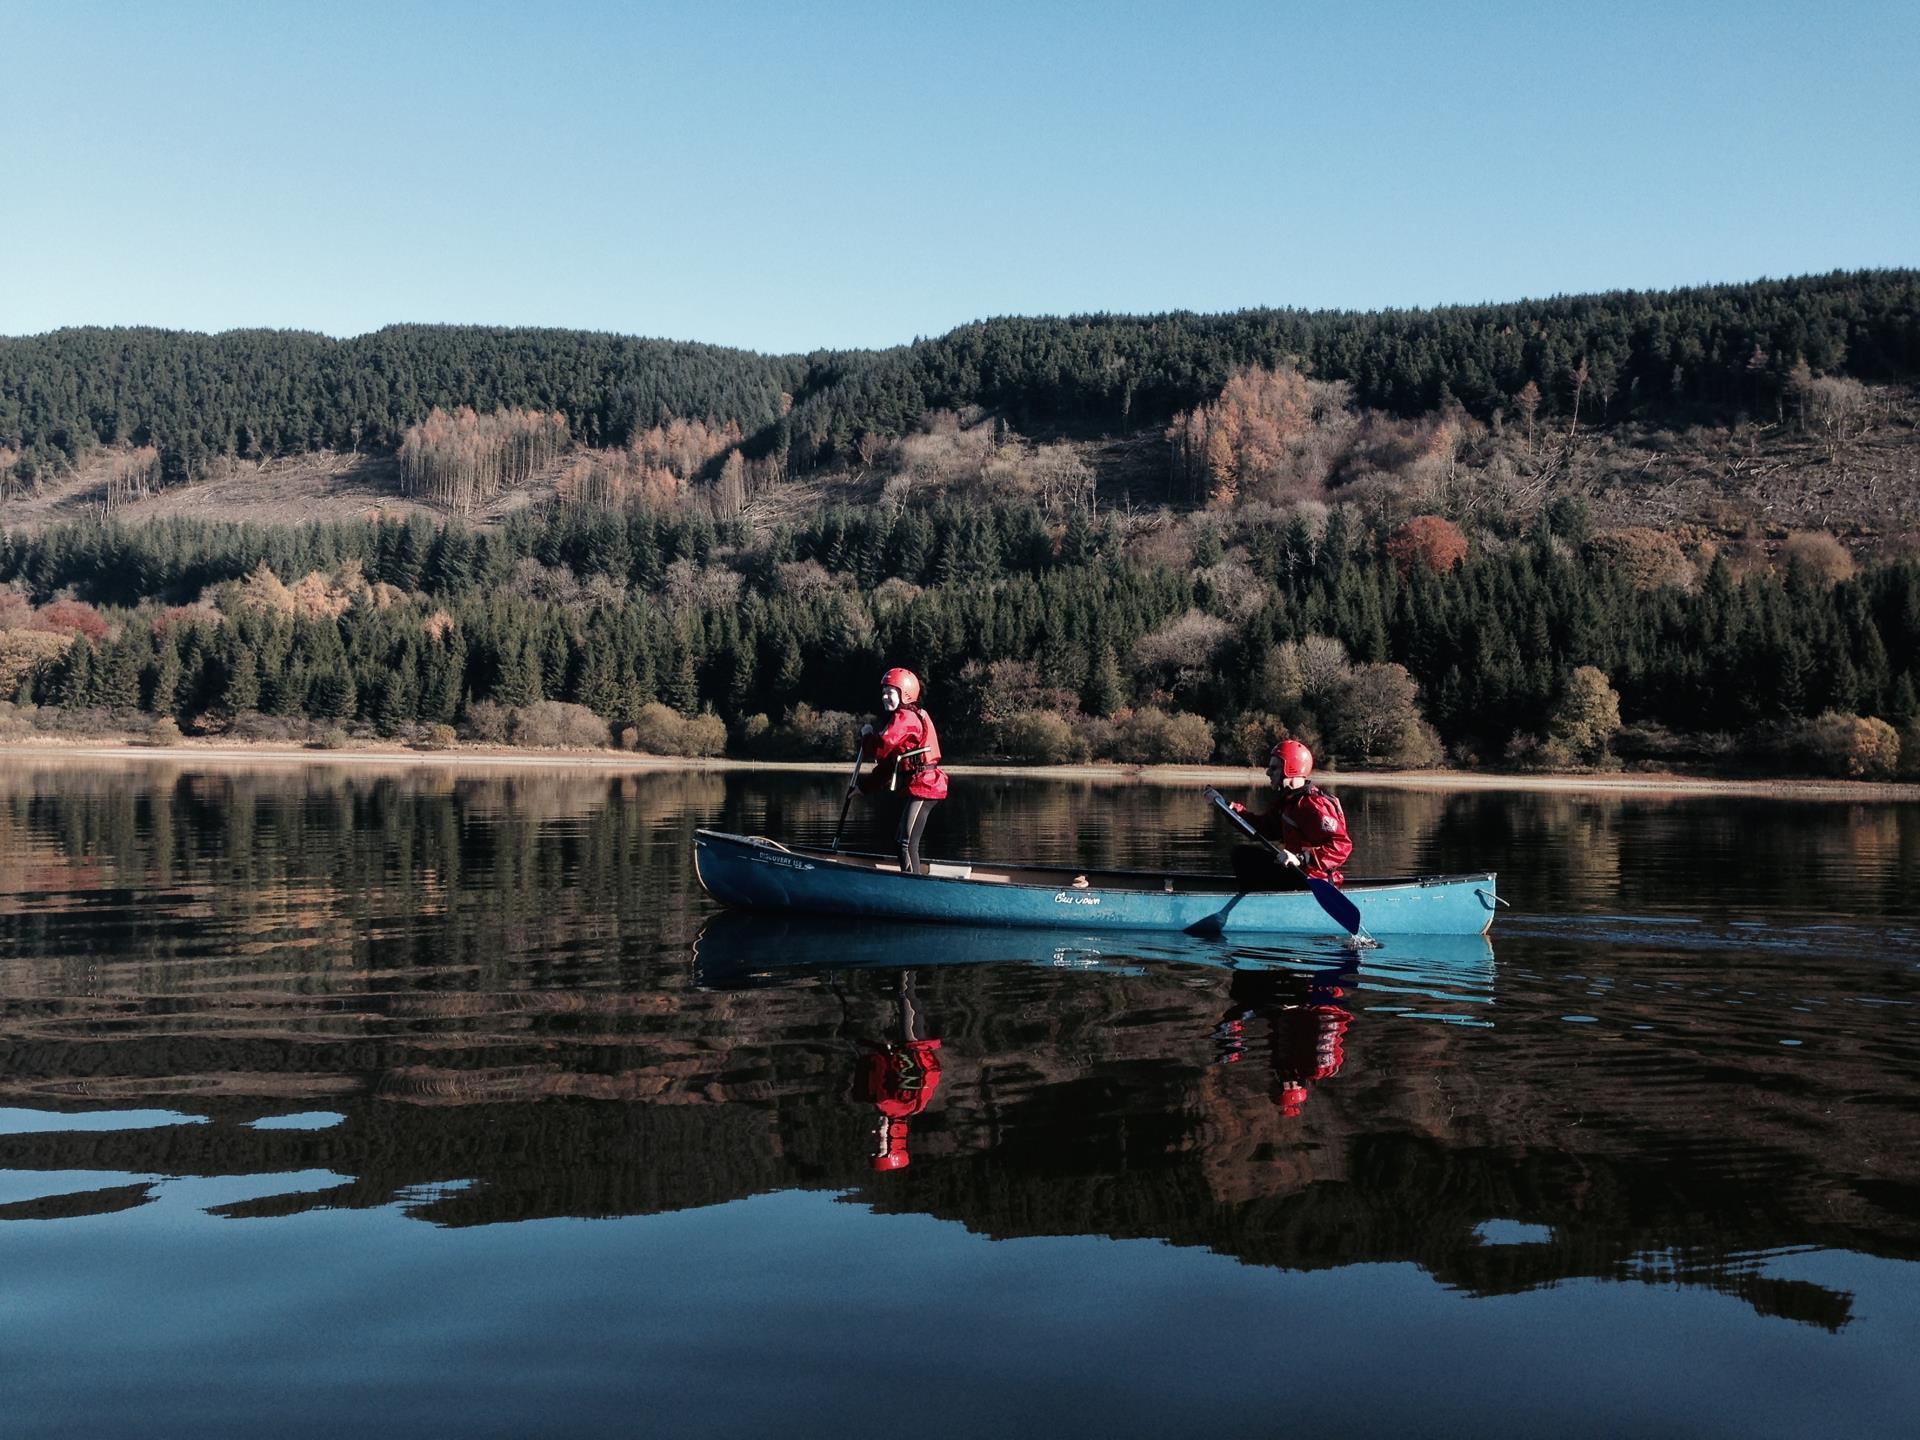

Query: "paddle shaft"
<box><xmin>1203</xmin><ymin>786</ymin><xmax>1364</xmax><ymax>938</ymax></box>
<box><xmin>831</xmin><ymin>735</ymin><xmax>869</xmax><ymax>851</ymax></box>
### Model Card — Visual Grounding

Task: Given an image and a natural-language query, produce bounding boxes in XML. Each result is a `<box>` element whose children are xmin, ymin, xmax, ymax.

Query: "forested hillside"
<box><xmin>3</xmin><ymin>504</ymin><xmax>1915</xmax><ymax>777</ymax></box>
<box><xmin>5</xmin><ymin>270</ymin><xmax>1915</xmax><ymax>485</ymax></box>
<box><xmin>4</xmin><ymin>271</ymin><xmax>1917</xmax><ymax>777</ymax></box>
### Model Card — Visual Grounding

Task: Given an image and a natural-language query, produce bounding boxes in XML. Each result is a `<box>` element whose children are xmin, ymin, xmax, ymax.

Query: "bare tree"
<box><xmin>1513</xmin><ymin>381</ymin><xmax>1541</xmax><ymax>453</ymax></box>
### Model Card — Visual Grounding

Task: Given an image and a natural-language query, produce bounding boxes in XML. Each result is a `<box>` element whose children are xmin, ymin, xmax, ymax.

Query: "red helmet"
<box><xmin>872</xmin><ymin>1117</ymin><xmax>911</xmax><ymax>1170</ymax></box>
<box><xmin>1270</xmin><ymin>739</ymin><xmax>1313</xmax><ymax>779</ymax></box>
<box><xmin>880</xmin><ymin>667</ymin><xmax>922</xmax><ymax>704</ymax></box>
<box><xmin>1277</xmin><ymin>1082</ymin><xmax>1310</xmax><ymax>1117</ymax></box>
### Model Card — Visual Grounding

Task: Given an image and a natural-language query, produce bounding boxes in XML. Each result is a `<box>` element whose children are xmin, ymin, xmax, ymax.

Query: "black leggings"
<box><xmin>896</xmin><ymin>798</ymin><xmax>937</xmax><ymax>876</ymax></box>
<box><xmin>1231</xmin><ymin>844</ymin><xmax>1309</xmax><ymax>891</ymax></box>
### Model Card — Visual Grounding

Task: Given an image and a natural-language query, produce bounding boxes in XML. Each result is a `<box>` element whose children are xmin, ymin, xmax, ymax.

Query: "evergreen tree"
<box><xmin>224</xmin><ymin>643</ymin><xmax>261</xmax><ymax>713</ymax></box>
<box><xmin>53</xmin><ymin>636</ymin><xmax>97</xmax><ymax>708</ymax></box>
<box><xmin>494</xmin><ymin>635</ymin><xmax>542</xmax><ymax>707</ymax></box>
<box><xmin>668</xmin><ymin>642</ymin><xmax>700</xmax><ymax>716</ymax></box>
<box><xmin>1080</xmin><ymin>641</ymin><xmax>1125</xmax><ymax>717</ymax></box>
<box><xmin>147</xmin><ymin>642</ymin><xmax>184</xmax><ymax>717</ymax></box>
<box><xmin>97</xmin><ymin>633</ymin><xmax>146</xmax><ymax>711</ymax></box>
<box><xmin>374</xmin><ymin>668</ymin><xmax>420</xmax><ymax>737</ymax></box>
<box><xmin>308</xmin><ymin>661</ymin><xmax>357</xmax><ymax>721</ymax></box>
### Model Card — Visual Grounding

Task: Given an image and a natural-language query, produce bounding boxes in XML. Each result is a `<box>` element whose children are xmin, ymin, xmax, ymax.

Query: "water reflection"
<box><xmin>0</xmin><ymin>760</ymin><xmax>1914</xmax><ymax>1355</ymax></box>
<box><xmin>854</xmin><ymin>973</ymin><xmax>943</xmax><ymax>1171</ymax></box>
<box><xmin>1210</xmin><ymin>966</ymin><xmax>1353</xmax><ymax>1117</ymax></box>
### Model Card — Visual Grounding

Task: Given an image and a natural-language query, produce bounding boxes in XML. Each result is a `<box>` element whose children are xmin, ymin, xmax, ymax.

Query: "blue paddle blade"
<box><xmin>1307</xmin><ymin>875</ymin><xmax>1363</xmax><ymax>936</ymax></box>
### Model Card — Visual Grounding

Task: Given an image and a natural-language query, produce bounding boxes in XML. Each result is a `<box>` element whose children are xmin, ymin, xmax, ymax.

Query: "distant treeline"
<box><xmin>4</xmin><ymin>270</ymin><xmax>1915</xmax><ymax>484</ymax></box>
<box><xmin>2</xmin><ymin>503</ymin><xmax>1915</xmax><ymax>774</ymax></box>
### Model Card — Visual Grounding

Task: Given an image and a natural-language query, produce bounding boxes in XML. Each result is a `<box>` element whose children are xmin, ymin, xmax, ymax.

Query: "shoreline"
<box><xmin>3</xmin><ymin>737</ymin><xmax>1917</xmax><ymax>800</ymax></box>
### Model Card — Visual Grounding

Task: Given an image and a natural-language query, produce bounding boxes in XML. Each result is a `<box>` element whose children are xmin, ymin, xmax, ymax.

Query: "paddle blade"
<box><xmin>1307</xmin><ymin>875</ymin><xmax>1362</xmax><ymax>937</ymax></box>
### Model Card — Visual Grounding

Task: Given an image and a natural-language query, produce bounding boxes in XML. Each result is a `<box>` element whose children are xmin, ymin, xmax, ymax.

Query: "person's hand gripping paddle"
<box><xmin>832</xmin><ymin>727</ymin><xmax>871</xmax><ymax>852</ymax></box>
<box><xmin>1203</xmin><ymin>786</ymin><xmax>1365</xmax><ymax>939</ymax></box>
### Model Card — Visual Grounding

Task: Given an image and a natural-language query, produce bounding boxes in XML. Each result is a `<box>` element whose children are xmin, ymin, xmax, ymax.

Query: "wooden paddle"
<box><xmin>1203</xmin><ymin>785</ymin><xmax>1364</xmax><ymax>939</ymax></box>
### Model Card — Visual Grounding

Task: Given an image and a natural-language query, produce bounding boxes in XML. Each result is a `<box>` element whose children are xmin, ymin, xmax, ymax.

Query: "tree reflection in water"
<box><xmin>2</xmin><ymin>761</ymin><xmax>1915</xmax><ymax>1337</ymax></box>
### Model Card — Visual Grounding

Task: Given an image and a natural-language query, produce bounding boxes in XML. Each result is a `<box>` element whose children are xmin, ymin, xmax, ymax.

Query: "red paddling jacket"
<box><xmin>859</xmin><ymin>704</ymin><xmax>949</xmax><ymax>801</ymax></box>
<box><xmin>1248</xmin><ymin>784</ymin><xmax>1352</xmax><ymax>884</ymax></box>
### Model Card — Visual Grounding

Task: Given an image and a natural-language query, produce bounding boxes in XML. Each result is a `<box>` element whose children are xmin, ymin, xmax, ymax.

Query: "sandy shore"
<box><xmin>3</xmin><ymin>737</ymin><xmax>1917</xmax><ymax>800</ymax></box>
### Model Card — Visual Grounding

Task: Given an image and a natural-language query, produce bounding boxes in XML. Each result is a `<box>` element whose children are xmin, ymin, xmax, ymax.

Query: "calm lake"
<box><xmin>1</xmin><ymin>760</ymin><xmax>1916</xmax><ymax>1438</ymax></box>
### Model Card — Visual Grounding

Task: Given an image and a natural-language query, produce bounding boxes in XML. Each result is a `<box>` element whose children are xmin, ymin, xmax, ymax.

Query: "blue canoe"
<box><xmin>692</xmin><ymin>828</ymin><xmax>1498</xmax><ymax>937</ymax></box>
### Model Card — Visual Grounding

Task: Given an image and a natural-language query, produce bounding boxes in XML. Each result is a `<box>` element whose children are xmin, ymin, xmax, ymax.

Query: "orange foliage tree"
<box><xmin>33</xmin><ymin>601</ymin><xmax>109</xmax><ymax>642</ymax></box>
<box><xmin>1384</xmin><ymin>515</ymin><xmax>1469</xmax><ymax>576</ymax></box>
<box><xmin>1168</xmin><ymin>365</ymin><xmax>1319</xmax><ymax>505</ymax></box>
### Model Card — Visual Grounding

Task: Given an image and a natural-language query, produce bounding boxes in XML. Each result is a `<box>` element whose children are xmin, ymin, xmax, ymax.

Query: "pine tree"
<box><xmin>224</xmin><ymin>643</ymin><xmax>261</xmax><ymax>713</ymax></box>
<box><xmin>308</xmin><ymin>661</ymin><xmax>357</xmax><ymax>720</ymax></box>
<box><xmin>494</xmin><ymin>635</ymin><xmax>542</xmax><ymax>707</ymax></box>
<box><xmin>668</xmin><ymin>642</ymin><xmax>699</xmax><ymax>716</ymax></box>
<box><xmin>421</xmin><ymin>633</ymin><xmax>467</xmax><ymax>723</ymax></box>
<box><xmin>97</xmin><ymin>634</ymin><xmax>146</xmax><ymax>711</ymax></box>
<box><xmin>374</xmin><ymin>668</ymin><xmax>420</xmax><ymax>736</ymax></box>
<box><xmin>147</xmin><ymin>643</ymin><xmax>183</xmax><ymax>717</ymax></box>
<box><xmin>54</xmin><ymin>636</ymin><xmax>97</xmax><ymax>708</ymax></box>
<box><xmin>577</xmin><ymin>636</ymin><xmax>624</xmax><ymax>718</ymax></box>
<box><xmin>1080</xmin><ymin>642</ymin><xmax>1124</xmax><ymax>717</ymax></box>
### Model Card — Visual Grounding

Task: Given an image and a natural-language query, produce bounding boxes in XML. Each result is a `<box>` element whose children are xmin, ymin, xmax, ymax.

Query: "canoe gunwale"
<box><xmin>694</xmin><ymin>828</ymin><xmax>1495</xmax><ymax>900</ymax></box>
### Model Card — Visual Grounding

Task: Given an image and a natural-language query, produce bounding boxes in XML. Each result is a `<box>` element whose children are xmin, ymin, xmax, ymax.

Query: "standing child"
<box><xmin>850</xmin><ymin>666</ymin><xmax>948</xmax><ymax>875</ymax></box>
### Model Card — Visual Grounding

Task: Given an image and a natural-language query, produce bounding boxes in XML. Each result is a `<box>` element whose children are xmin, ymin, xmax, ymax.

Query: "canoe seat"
<box><xmin>926</xmin><ymin>862</ymin><xmax>974</xmax><ymax>879</ymax></box>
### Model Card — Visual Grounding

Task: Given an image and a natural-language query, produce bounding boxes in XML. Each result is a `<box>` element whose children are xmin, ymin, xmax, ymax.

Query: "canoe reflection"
<box><xmin>694</xmin><ymin>913</ymin><xmax>1498</xmax><ymax>1159</ymax></box>
<box><xmin>692</xmin><ymin>909</ymin><xmax>1494</xmax><ymax>996</ymax></box>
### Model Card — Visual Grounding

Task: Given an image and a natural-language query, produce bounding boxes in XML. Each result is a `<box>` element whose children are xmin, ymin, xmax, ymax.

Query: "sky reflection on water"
<box><xmin>0</xmin><ymin>761</ymin><xmax>1916</xmax><ymax>1436</ymax></box>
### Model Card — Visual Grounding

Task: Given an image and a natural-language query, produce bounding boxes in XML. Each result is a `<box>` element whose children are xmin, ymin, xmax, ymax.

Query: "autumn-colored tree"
<box><xmin>1328</xmin><ymin>662</ymin><xmax>1436</xmax><ymax>765</ymax></box>
<box><xmin>1547</xmin><ymin>666</ymin><xmax>1622</xmax><ymax>766</ymax></box>
<box><xmin>33</xmin><ymin>600</ymin><xmax>109</xmax><ymax>642</ymax></box>
<box><xmin>1804</xmin><ymin>711</ymin><xmax>1900</xmax><ymax>779</ymax></box>
<box><xmin>556</xmin><ymin>415</ymin><xmax>748</xmax><ymax>512</ymax></box>
<box><xmin>1583</xmin><ymin>528</ymin><xmax>1694</xmax><ymax>591</ymax></box>
<box><xmin>0</xmin><ymin>628</ymin><xmax>73</xmax><ymax>699</ymax></box>
<box><xmin>1168</xmin><ymin>364</ymin><xmax>1328</xmax><ymax>506</ymax></box>
<box><xmin>1780</xmin><ymin>530</ymin><xmax>1856</xmax><ymax>587</ymax></box>
<box><xmin>1202</xmin><ymin>426</ymin><xmax>1239</xmax><ymax>505</ymax></box>
<box><xmin>104</xmin><ymin>446</ymin><xmax>162</xmax><ymax>510</ymax></box>
<box><xmin>234</xmin><ymin>563</ymin><xmax>296</xmax><ymax>615</ymax></box>
<box><xmin>399</xmin><ymin>406</ymin><xmax>569</xmax><ymax>514</ymax></box>
<box><xmin>715</xmin><ymin>452</ymin><xmax>748</xmax><ymax>518</ymax></box>
<box><xmin>1384</xmin><ymin>515</ymin><xmax>1469</xmax><ymax>576</ymax></box>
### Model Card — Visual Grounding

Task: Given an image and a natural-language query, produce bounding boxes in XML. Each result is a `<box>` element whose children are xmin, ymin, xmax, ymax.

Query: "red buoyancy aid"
<box><xmin>1253</xmin><ymin>784</ymin><xmax>1352</xmax><ymax>884</ymax></box>
<box><xmin>1272</xmin><ymin>1001</ymin><xmax>1351</xmax><ymax>1116</ymax></box>
<box><xmin>862</xmin><ymin>1039</ymin><xmax>944</xmax><ymax>1117</ymax></box>
<box><xmin>862</xmin><ymin>1039</ymin><xmax>944</xmax><ymax>1171</ymax></box>
<box><xmin>861</xmin><ymin>704</ymin><xmax>949</xmax><ymax>801</ymax></box>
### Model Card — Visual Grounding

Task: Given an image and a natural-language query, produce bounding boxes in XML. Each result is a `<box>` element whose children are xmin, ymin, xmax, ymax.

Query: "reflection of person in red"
<box><xmin>1227</xmin><ymin>740</ymin><xmax>1353</xmax><ymax>890</ymax></box>
<box><xmin>1212</xmin><ymin>966</ymin><xmax>1352</xmax><ymax>1117</ymax></box>
<box><xmin>857</xmin><ymin>973</ymin><xmax>943</xmax><ymax>1170</ymax></box>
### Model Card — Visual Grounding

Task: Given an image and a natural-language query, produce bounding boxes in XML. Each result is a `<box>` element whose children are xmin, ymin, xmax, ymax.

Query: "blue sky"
<box><xmin>1</xmin><ymin>0</ymin><xmax>1913</xmax><ymax>353</ymax></box>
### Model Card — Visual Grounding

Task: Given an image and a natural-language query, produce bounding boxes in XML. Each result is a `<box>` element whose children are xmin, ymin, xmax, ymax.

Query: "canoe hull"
<box><xmin>692</xmin><ymin>830</ymin><xmax>1497</xmax><ymax>937</ymax></box>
